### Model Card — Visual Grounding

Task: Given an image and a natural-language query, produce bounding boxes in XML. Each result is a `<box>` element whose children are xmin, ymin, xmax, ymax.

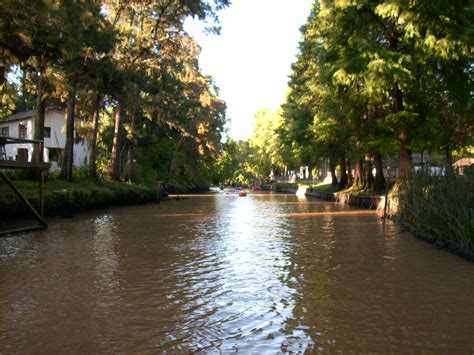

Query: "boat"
<box><xmin>239</xmin><ymin>190</ymin><xmax>247</xmax><ymax>197</ymax></box>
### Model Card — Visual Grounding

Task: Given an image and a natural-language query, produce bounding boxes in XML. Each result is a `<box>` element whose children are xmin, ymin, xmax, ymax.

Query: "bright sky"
<box><xmin>185</xmin><ymin>0</ymin><xmax>313</xmax><ymax>141</ymax></box>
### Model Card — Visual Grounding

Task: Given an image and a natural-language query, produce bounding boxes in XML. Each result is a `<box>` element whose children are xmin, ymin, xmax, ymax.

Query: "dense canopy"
<box><xmin>217</xmin><ymin>0</ymin><xmax>473</xmax><ymax>190</ymax></box>
<box><xmin>1</xmin><ymin>0</ymin><xmax>229</xmax><ymax>187</ymax></box>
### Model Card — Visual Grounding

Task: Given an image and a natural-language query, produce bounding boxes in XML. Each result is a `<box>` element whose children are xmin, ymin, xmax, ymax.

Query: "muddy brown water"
<box><xmin>1</xmin><ymin>191</ymin><xmax>473</xmax><ymax>352</ymax></box>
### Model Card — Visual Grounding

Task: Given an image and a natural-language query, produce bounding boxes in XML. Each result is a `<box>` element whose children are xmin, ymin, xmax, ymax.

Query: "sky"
<box><xmin>185</xmin><ymin>0</ymin><xmax>313</xmax><ymax>141</ymax></box>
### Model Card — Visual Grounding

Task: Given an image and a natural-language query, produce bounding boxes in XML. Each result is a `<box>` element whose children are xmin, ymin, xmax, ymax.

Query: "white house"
<box><xmin>0</xmin><ymin>108</ymin><xmax>88</xmax><ymax>170</ymax></box>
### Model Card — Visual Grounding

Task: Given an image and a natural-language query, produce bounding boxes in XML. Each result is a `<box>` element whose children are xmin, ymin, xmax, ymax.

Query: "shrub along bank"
<box><xmin>0</xmin><ymin>179</ymin><xmax>158</xmax><ymax>219</ymax></box>
<box><xmin>306</xmin><ymin>174</ymin><xmax>474</xmax><ymax>257</ymax></box>
<box><xmin>398</xmin><ymin>174</ymin><xmax>474</xmax><ymax>255</ymax></box>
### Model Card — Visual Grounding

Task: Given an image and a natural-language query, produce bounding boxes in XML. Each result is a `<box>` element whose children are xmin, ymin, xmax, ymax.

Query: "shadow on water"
<box><xmin>0</xmin><ymin>192</ymin><xmax>473</xmax><ymax>352</ymax></box>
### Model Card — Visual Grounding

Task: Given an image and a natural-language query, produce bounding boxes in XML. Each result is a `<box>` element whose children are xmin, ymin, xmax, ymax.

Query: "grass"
<box><xmin>0</xmin><ymin>178</ymin><xmax>157</xmax><ymax>219</ymax></box>
<box><xmin>307</xmin><ymin>179</ymin><xmax>398</xmax><ymax>196</ymax></box>
<box><xmin>308</xmin><ymin>182</ymin><xmax>337</xmax><ymax>193</ymax></box>
<box><xmin>398</xmin><ymin>173</ymin><xmax>474</xmax><ymax>252</ymax></box>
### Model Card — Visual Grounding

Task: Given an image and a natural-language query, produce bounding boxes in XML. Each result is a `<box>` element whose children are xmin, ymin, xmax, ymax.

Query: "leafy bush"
<box><xmin>0</xmin><ymin>179</ymin><xmax>157</xmax><ymax>219</ymax></box>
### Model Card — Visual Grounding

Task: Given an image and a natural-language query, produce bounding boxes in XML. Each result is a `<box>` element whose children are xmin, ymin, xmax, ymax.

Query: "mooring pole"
<box><xmin>39</xmin><ymin>169</ymin><xmax>45</xmax><ymax>217</ymax></box>
<box><xmin>38</xmin><ymin>141</ymin><xmax>45</xmax><ymax>217</ymax></box>
<box><xmin>383</xmin><ymin>183</ymin><xmax>389</xmax><ymax>226</ymax></box>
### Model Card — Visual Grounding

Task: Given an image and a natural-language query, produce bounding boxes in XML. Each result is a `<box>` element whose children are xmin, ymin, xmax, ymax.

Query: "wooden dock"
<box><xmin>0</xmin><ymin>136</ymin><xmax>51</xmax><ymax>236</ymax></box>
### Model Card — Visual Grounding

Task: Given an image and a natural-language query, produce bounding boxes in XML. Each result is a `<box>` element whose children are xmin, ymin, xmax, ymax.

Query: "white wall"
<box><xmin>0</xmin><ymin>109</ymin><xmax>89</xmax><ymax>168</ymax></box>
<box><xmin>0</xmin><ymin>118</ymin><xmax>34</xmax><ymax>161</ymax></box>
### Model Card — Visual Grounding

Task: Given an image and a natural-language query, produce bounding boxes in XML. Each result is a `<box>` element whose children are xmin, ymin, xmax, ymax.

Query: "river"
<box><xmin>1</xmin><ymin>190</ymin><xmax>473</xmax><ymax>352</ymax></box>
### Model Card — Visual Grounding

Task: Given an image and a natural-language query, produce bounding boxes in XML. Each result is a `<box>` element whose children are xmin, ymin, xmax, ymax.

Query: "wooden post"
<box><xmin>39</xmin><ymin>169</ymin><xmax>45</xmax><ymax>217</ymax></box>
<box><xmin>156</xmin><ymin>181</ymin><xmax>163</xmax><ymax>203</ymax></box>
<box><xmin>0</xmin><ymin>172</ymin><xmax>47</xmax><ymax>227</ymax></box>
<box><xmin>383</xmin><ymin>184</ymin><xmax>389</xmax><ymax>226</ymax></box>
<box><xmin>38</xmin><ymin>141</ymin><xmax>44</xmax><ymax>217</ymax></box>
<box><xmin>0</xmin><ymin>137</ymin><xmax>50</xmax><ymax>236</ymax></box>
<box><xmin>38</xmin><ymin>141</ymin><xmax>43</xmax><ymax>162</ymax></box>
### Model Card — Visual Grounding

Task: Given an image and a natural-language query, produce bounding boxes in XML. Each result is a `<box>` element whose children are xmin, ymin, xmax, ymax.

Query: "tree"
<box><xmin>56</xmin><ymin>2</ymin><xmax>114</xmax><ymax>180</ymax></box>
<box><xmin>283</xmin><ymin>0</ymin><xmax>473</xmax><ymax>189</ymax></box>
<box><xmin>103</xmin><ymin>0</ymin><xmax>230</xmax><ymax>181</ymax></box>
<box><xmin>1</xmin><ymin>1</ymin><xmax>66</xmax><ymax>161</ymax></box>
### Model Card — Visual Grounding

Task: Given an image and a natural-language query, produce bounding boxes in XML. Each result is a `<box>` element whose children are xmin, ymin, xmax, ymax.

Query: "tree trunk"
<box><xmin>364</xmin><ymin>153</ymin><xmax>374</xmax><ymax>189</ymax></box>
<box><xmin>124</xmin><ymin>93</ymin><xmax>139</xmax><ymax>181</ymax></box>
<box><xmin>329</xmin><ymin>158</ymin><xmax>338</xmax><ymax>187</ymax></box>
<box><xmin>354</xmin><ymin>158</ymin><xmax>364</xmax><ymax>187</ymax></box>
<box><xmin>111</xmin><ymin>101</ymin><xmax>124</xmax><ymax>181</ymax></box>
<box><xmin>21</xmin><ymin>67</ymin><xmax>27</xmax><ymax>99</ymax></box>
<box><xmin>346</xmin><ymin>157</ymin><xmax>353</xmax><ymax>187</ymax></box>
<box><xmin>88</xmin><ymin>94</ymin><xmax>102</xmax><ymax>179</ymax></box>
<box><xmin>33</xmin><ymin>73</ymin><xmax>46</xmax><ymax>162</ymax></box>
<box><xmin>398</xmin><ymin>130</ymin><xmax>412</xmax><ymax>178</ymax></box>
<box><xmin>398</xmin><ymin>144</ymin><xmax>412</xmax><ymax>178</ymax></box>
<box><xmin>373</xmin><ymin>148</ymin><xmax>385</xmax><ymax>194</ymax></box>
<box><xmin>61</xmin><ymin>83</ymin><xmax>76</xmax><ymax>181</ymax></box>
<box><xmin>392</xmin><ymin>69</ymin><xmax>412</xmax><ymax>178</ymax></box>
<box><xmin>444</xmin><ymin>144</ymin><xmax>454</xmax><ymax>178</ymax></box>
<box><xmin>307</xmin><ymin>165</ymin><xmax>313</xmax><ymax>181</ymax></box>
<box><xmin>0</xmin><ymin>48</ymin><xmax>5</xmax><ymax>106</ymax></box>
<box><xmin>339</xmin><ymin>152</ymin><xmax>348</xmax><ymax>188</ymax></box>
<box><xmin>124</xmin><ymin>143</ymin><xmax>134</xmax><ymax>181</ymax></box>
<box><xmin>169</xmin><ymin>136</ymin><xmax>185</xmax><ymax>177</ymax></box>
<box><xmin>390</xmin><ymin>32</ymin><xmax>412</xmax><ymax>178</ymax></box>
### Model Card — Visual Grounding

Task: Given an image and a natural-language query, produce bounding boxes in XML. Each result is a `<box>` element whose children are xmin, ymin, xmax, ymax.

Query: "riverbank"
<box><xmin>392</xmin><ymin>215</ymin><xmax>474</xmax><ymax>262</ymax></box>
<box><xmin>274</xmin><ymin>181</ymin><xmax>386</xmax><ymax>211</ymax></box>
<box><xmin>305</xmin><ymin>188</ymin><xmax>384</xmax><ymax>210</ymax></box>
<box><xmin>397</xmin><ymin>174</ymin><xmax>473</xmax><ymax>258</ymax></box>
<box><xmin>296</xmin><ymin>177</ymin><xmax>474</xmax><ymax>260</ymax></box>
<box><xmin>0</xmin><ymin>179</ymin><xmax>159</xmax><ymax>220</ymax></box>
<box><xmin>0</xmin><ymin>176</ymin><xmax>215</xmax><ymax>222</ymax></box>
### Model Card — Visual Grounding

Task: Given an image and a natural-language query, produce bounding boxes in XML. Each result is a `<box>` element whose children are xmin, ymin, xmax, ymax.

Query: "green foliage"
<box><xmin>1</xmin><ymin>0</ymin><xmax>230</xmax><ymax>187</ymax></box>
<box><xmin>232</xmin><ymin>169</ymin><xmax>253</xmax><ymax>186</ymax></box>
<box><xmin>0</xmin><ymin>179</ymin><xmax>156</xmax><ymax>219</ymax></box>
<box><xmin>277</xmin><ymin>0</ymin><xmax>473</xmax><ymax>186</ymax></box>
<box><xmin>212</xmin><ymin>139</ymin><xmax>257</xmax><ymax>185</ymax></box>
<box><xmin>399</xmin><ymin>174</ymin><xmax>474</xmax><ymax>251</ymax></box>
<box><xmin>249</xmin><ymin>109</ymin><xmax>289</xmax><ymax>177</ymax></box>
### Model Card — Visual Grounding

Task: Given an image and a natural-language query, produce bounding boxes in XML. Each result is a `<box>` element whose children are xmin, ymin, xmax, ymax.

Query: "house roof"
<box><xmin>0</xmin><ymin>107</ymin><xmax>63</xmax><ymax>124</ymax></box>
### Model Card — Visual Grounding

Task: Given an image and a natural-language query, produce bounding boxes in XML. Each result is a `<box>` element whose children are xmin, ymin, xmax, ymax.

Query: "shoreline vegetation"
<box><xmin>0</xmin><ymin>176</ymin><xmax>208</xmax><ymax>222</ymax></box>
<box><xmin>303</xmin><ymin>175</ymin><xmax>474</xmax><ymax>261</ymax></box>
<box><xmin>1</xmin><ymin>175</ymin><xmax>472</xmax><ymax>261</ymax></box>
<box><xmin>397</xmin><ymin>174</ymin><xmax>474</xmax><ymax>260</ymax></box>
<box><xmin>1</xmin><ymin>2</ymin><xmax>472</xmax><ymax>258</ymax></box>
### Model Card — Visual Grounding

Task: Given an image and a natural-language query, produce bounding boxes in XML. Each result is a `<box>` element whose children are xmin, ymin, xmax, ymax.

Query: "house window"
<box><xmin>48</xmin><ymin>148</ymin><xmax>63</xmax><ymax>163</ymax></box>
<box><xmin>1</xmin><ymin>127</ymin><xmax>8</xmax><ymax>136</ymax></box>
<box><xmin>18</xmin><ymin>124</ymin><xmax>27</xmax><ymax>139</ymax></box>
<box><xmin>44</xmin><ymin>127</ymin><xmax>51</xmax><ymax>138</ymax></box>
<box><xmin>17</xmin><ymin>148</ymin><xmax>28</xmax><ymax>162</ymax></box>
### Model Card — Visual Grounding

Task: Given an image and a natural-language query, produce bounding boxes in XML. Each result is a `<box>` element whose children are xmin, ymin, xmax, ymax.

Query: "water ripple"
<box><xmin>0</xmin><ymin>193</ymin><xmax>473</xmax><ymax>352</ymax></box>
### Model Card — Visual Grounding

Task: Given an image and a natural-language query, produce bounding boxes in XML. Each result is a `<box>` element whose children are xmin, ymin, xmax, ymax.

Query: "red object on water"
<box><xmin>239</xmin><ymin>190</ymin><xmax>247</xmax><ymax>197</ymax></box>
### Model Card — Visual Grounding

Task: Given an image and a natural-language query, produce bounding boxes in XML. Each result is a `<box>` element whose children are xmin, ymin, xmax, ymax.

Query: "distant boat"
<box><xmin>239</xmin><ymin>190</ymin><xmax>247</xmax><ymax>197</ymax></box>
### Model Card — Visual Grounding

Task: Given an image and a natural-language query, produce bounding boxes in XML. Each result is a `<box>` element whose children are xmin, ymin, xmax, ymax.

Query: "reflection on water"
<box><xmin>0</xmin><ymin>192</ymin><xmax>473</xmax><ymax>352</ymax></box>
